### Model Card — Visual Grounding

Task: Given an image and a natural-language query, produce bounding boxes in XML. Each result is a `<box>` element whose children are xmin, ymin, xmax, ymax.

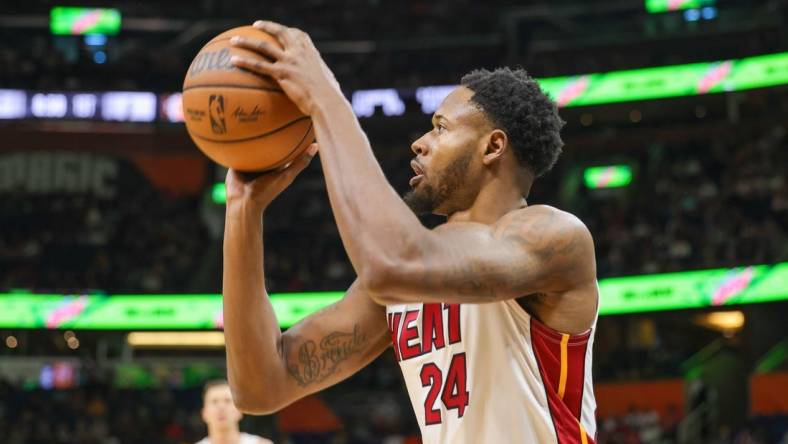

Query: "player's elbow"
<box><xmin>360</xmin><ymin>257</ymin><xmax>421</xmax><ymax>305</ymax></box>
<box><xmin>233</xmin><ymin>393</ymin><xmax>282</xmax><ymax>415</ymax></box>
<box><xmin>234</xmin><ymin>401</ymin><xmax>280</xmax><ymax>416</ymax></box>
<box><xmin>360</xmin><ymin>233</ymin><xmax>426</xmax><ymax>299</ymax></box>
<box><xmin>230</xmin><ymin>382</ymin><xmax>285</xmax><ymax>415</ymax></box>
<box><xmin>359</xmin><ymin>254</ymin><xmax>402</xmax><ymax>296</ymax></box>
<box><xmin>366</xmin><ymin>287</ymin><xmax>397</xmax><ymax>306</ymax></box>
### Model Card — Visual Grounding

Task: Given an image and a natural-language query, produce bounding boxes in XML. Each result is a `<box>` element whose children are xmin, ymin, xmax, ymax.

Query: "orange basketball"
<box><xmin>182</xmin><ymin>26</ymin><xmax>314</xmax><ymax>172</ymax></box>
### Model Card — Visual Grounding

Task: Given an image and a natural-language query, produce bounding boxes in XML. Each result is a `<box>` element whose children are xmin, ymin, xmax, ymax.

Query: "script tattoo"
<box><xmin>283</xmin><ymin>325</ymin><xmax>367</xmax><ymax>387</ymax></box>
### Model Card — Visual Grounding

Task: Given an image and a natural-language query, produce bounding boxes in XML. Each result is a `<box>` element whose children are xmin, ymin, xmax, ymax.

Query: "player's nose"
<box><xmin>411</xmin><ymin>136</ymin><xmax>429</xmax><ymax>156</ymax></box>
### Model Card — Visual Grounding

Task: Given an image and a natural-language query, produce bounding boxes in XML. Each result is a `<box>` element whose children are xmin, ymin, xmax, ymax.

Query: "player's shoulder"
<box><xmin>431</xmin><ymin>204</ymin><xmax>591</xmax><ymax>240</ymax></box>
<box><xmin>502</xmin><ymin>204</ymin><xmax>592</xmax><ymax>238</ymax></box>
<box><xmin>511</xmin><ymin>204</ymin><xmax>582</xmax><ymax>222</ymax></box>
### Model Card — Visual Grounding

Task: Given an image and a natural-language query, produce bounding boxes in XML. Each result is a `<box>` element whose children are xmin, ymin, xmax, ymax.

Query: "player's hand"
<box><xmin>225</xmin><ymin>143</ymin><xmax>318</xmax><ymax>211</ymax></box>
<box><xmin>230</xmin><ymin>21</ymin><xmax>342</xmax><ymax>116</ymax></box>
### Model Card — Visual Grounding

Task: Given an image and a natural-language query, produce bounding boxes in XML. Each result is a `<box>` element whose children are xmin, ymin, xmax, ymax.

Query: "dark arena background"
<box><xmin>1</xmin><ymin>1</ymin><xmax>788</xmax><ymax>443</ymax></box>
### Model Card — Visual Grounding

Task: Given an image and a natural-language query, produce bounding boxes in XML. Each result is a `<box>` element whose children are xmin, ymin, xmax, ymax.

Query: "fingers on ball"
<box><xmin>231</xmin><ymin>56</ymin><xmax>281</xmax><ymax>78</ymax></box>
<box><xmin>230</xmin><ymin>36</ymin><xmax>284</xmax><ymax>60</ymax></box>
<box><xmin>253</xmin><ymin>20</ymin><xmax>287</xmax><ymax>37</ymax></box>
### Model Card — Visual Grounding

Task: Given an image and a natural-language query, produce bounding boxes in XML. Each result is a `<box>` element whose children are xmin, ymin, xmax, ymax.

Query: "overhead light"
<box><xmin>5</xmin><ymin>336</ymin><xmax>18</xmax><ymax>349</ymax></box>
<box><xmin>684</xmin><ymin>9</ymin><xmax>701</xmax><ymax>22</ymax></box>
<box><xmin>696</xmin><ymin>310</ymin><xmax>745</xmax><ymax>333</ymax></box>
<box><xmin>127</xmin><ymin>331</ymin><xmax>225</xmax><ymax>348</ymax></box>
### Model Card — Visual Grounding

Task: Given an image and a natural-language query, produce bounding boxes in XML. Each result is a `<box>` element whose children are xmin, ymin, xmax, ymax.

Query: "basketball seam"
<box><xmin>261</xmin><ymin>121</ymin><xmax>314</xmax><ymax>171</ymax></box>
<box><xmin>190</xmin><ymin>116</ymin><xmax>310</xmax><ymax>144</ymax></box>
<box><xmin>182</xmin><ymin>84</ymin><xmax>284</xmax><ymax>93</ymax></box>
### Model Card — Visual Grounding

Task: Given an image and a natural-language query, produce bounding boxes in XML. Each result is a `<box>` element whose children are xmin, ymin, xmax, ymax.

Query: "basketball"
<box><xmin>182</xmin><ymin>26</ymin><xmax>314</xmax><ymax>172</ymax></box>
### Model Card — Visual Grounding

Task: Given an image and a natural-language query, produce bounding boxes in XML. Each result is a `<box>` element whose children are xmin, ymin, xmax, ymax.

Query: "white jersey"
<box><xmin>386</xmin><ymin>299</ymin><xmax>597</xmax><ymax>444</ymax></box>
<box><xmin>195</xmin><ymin>432</ymin><xmax>269</xmax><ymax>444</ymax></box>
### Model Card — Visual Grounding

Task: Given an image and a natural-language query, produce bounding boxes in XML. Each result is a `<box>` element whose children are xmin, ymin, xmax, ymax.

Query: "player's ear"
<box><xmin>482</xmin><ymin>129</ymin><xmax>507</xmax><ymax>166</ymax></box>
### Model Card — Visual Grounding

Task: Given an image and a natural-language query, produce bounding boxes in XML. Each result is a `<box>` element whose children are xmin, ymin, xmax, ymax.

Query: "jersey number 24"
<box><xmin>420</xmin><ymin>352</ymin><xmax>470</xmax><ymax>425</ymax></box>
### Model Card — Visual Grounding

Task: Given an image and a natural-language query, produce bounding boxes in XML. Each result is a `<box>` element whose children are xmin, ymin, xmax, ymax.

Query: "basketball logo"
<box><xmin>208</xmin><ymin>94</ymin><xmax>227</xmax><ymax>134</ymax></box>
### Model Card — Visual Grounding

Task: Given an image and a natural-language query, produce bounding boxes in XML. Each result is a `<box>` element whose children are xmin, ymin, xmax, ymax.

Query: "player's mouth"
<box><xmin>410</xmin><ymin>160</ymin><xmax>425</xmax><ymax>187</ymax></box>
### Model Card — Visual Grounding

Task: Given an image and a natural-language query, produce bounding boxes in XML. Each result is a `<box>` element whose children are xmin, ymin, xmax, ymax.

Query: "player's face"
<box><xmin>201</xmin><ymin>384</ymin><xmax>243</xmax><ymax>430</ymax></box>
<box><xmin>405</xmin><ymin>87</ymin><xmax>489</xmax><ymax>215</ymax></box>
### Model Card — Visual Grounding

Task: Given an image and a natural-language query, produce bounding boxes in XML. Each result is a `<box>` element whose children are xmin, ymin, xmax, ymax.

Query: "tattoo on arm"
<box><xmin>281</xmin><ymin>325</ymin><xmax>368</xmax><ymax>387</ymax></box>
<box><xmin>429</xmin><ymin>209</ymin><xmax>587</xmax><ymax>300</ymax></box>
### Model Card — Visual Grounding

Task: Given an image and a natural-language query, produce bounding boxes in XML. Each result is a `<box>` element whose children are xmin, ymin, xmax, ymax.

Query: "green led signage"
<box><xmin>645</xmin><ymin>0</ymin><xmax>715</xmax><ymax>13</ymax></box>
<box><xmin>50</xmin><ymin>7</ymin><xmax>121</xmax><ymax>36</ymax></box>
<box><xmin>584</xmin><ymin>165</ymin><xmax>633</xmax><ymax>189</ymax></box>
<box><xmin>1</xmin><ymin>263</ymin><xmax>785</xmax><ymax>330</ymax></box>
<box><xmin>212</xmin><ymin>183</ymin><xmax>226</xmax><ymax>204</ymax></box>
<box><xmin>0</xmin><ymin>292</ymin><xmax>344</xmax><ymax>330</ymax></box>
<box><xmin>536</xmin><ymin>52</ymin><xmax>788</xmax><ymax>108</ymax></box>
<box><xmin>598</xmin><ymin>263</ymin><xmax>787</xmax><ymax>315</ymax></box>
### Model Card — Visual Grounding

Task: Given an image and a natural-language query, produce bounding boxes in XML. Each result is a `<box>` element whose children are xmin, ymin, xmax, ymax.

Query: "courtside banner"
<box><xmin>0</xmin><ymin>263</ymin><xmax>785</xmax><ymax>329</ymax></box>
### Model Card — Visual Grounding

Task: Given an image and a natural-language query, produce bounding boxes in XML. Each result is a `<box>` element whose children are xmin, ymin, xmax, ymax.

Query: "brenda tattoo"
<box><xmin>284</xmin><ymin>325</ymin><xmax>367</xmax><ymax>387</ymax></box>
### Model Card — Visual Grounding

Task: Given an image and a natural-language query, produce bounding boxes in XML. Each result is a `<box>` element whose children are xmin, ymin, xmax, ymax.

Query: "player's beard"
<box><xmin>403</xmin><ymin>149</ymin><xmax>473</xmax><ymax>215</ymax></box>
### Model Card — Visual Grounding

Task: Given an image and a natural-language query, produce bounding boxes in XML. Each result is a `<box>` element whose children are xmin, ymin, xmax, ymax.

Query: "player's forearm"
<box><xmin>312</xmin><ymin>92</ymin><xmax>428</xmax><ymax>280</ymax></box>
<box><xmin>222</xmin><ymin>202</ymin><xmax>286</xmax><ymax>407</ymax></box>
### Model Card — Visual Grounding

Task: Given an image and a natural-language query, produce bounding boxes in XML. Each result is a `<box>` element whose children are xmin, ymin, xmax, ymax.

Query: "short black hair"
<box><xmin>461</xmin><ymin>67</ymin><xmax>565</xmax><ymax>177</ymax></box>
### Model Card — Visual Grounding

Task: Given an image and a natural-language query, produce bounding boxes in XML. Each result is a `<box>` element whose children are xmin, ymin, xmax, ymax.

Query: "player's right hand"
<box><xmin>225</xmin><ymin>143</ymin><xmax>318</xmax><ymax>211</ymax></box>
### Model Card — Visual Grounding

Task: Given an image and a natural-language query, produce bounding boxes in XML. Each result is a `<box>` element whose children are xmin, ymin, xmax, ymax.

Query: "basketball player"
<box><xmin>222</xmin><ymin>20</ymin><xmax>599</xmax><ymax>443</ymax></box>
<box><xmin>197</xmin><ymin>380</ymin><xmax>273</xmax><ymax>444</ymax></box>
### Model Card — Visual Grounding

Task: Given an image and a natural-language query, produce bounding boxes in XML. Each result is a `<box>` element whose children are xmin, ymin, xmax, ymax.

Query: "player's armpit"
<box><xmin>362</xmin><ymin>205</ymin><xmax>596</xmax><ymax>304</ymax></box>
<box><xmin>233</xmin><ymin>280</ymin><xmax>390</xmax><ymax>414</ymax></box>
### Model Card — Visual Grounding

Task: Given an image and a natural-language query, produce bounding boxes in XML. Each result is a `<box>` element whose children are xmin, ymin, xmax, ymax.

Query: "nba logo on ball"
<box><xmin>209</xmin><ymin>95</ymin><xmax>227</xmax><ymax>134</ymax></box>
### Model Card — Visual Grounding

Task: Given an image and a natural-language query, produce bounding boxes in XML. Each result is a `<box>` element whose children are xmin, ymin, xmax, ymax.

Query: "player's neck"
<box><xmin>208</xmin><ymin>426</ymin><xmax>241</xmax><ymax>444</ymax></box>
<box><xmin>447</xmin><ymin>176</ymin><xmax>528</xmax><ymax>224</ymax></box>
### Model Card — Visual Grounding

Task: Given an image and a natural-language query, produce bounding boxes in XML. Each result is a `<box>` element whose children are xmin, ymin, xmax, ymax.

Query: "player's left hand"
<box><xmin>230</xmin><ymin>21</ymin><xmax>341</xmax><ymax>116</ymax></box>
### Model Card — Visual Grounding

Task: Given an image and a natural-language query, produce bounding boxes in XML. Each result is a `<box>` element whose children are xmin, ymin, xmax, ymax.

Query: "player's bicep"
<box><xmin>277</xmin><ymin>279</ymin><xmax>390</xmax><ymax>394</ymax></box>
